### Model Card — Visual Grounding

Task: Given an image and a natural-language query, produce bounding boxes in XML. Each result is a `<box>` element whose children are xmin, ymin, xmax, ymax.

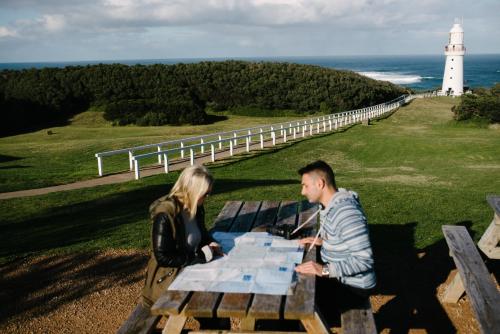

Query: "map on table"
<box><xmin>168</xmin><ymin>232</ymin><xmax>305</xmax><ymax>295</ymax></box>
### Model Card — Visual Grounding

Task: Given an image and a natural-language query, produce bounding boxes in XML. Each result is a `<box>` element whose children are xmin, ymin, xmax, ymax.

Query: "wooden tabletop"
<box><xmin>151</xmin><ymin>200</ymin><xmax>327</xmax><ymax>332</ymax></box>
<box><xmin>487</xmin><ymin>195</ymin><xmax>500</xmax><ymax>217</ymax></box>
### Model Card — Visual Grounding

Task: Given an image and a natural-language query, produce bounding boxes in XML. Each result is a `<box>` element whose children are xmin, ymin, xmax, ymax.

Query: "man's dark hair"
<box><xmin>298</xmin><ymin>160</ymin><xmax>337</xmax><ymax>189</ymax></box>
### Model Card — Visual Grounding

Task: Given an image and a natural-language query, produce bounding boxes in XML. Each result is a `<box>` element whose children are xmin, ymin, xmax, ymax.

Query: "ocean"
<box><xmin>1</xmin><ymin>54</ymin><xmax>499</xmax><ymax>91</ymax></box>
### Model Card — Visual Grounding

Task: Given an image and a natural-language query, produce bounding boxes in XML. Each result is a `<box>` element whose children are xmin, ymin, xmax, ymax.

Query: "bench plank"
<box><xmin>116</xmin><ymin>303</ymin><xmax>161</xmax><ymax>334</ymax></box>
<box><xmin>150</xmin><ymin>290</ymin><xmax>191</xmax><ymax>316</ymax></box>
<box><xmin>211</xmin><ymin>201</ymin><xmax>243</xmax><ymax>232</ymax></box>
<box><xmin>442</xmin><ymin>225</ymin><xmax>500</xmax><ymax>334</ymax></box>
<box><xmin>229</xmin><ymin>201</ymin><xmax>261</xmax><ymax>232</ymax></box>
<box><xmin>341</xmin><ymin>299</ymin><xmax>377</xmax><ymax>334</ymax></box>
<box><xmin>184</xmin><ymin>292</ymin><xmax>221</xmax><ymax>317</ymax></box>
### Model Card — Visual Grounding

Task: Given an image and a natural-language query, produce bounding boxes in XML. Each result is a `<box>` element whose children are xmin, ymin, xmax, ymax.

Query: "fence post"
<box><xmin>310</xmin><ymin>120</ymin><xmax>313</xmax><ymax>136</ymax></box>
<box><xmin>284</xmin><ymin>128</ymin><xmax>287</xmax><ymax>142</ymax></box>
<box><xmin>248</xmin><ymin>130</ymin><xmax>252</xmax><ymax>144</ymax></box>
<box><xmin>260</xmin><ymin>133</ymin><xmax>264</xmax><ymax>148</ymax></box>
<box><xmin>157</xmin><ymin>146</ymin><xmax>162</xmax><ymax>164</ymax></box>
<box><xmin>163</xmin><ymin>153</ymin><xmax>169</xmax><ymax>173</ymax></box>
<box><xmin>134</xmin><ymin>160</ymin><xmax>140</xmax><ymax>180</ymax></box>
<box><xmin>200</xmin><ymin>138</ymin><xmax>204</xmax><ymax>154</ymax></box>
<box><xmin>129</xmin><ymin>151</ymin><xmax>134</xmax><ymax>171</ymax></box>
<box><xmin>180</xmin><ymin>142</ymin><xmax>185</xmax><ymax>158</ymax></box>
<box><xmin>246</xmin><ymin>136</ymin><xmax>250</xmax><ymax>152</ymax></box>
<box><xmin>190</xmin><ymin>148</ymin><xmax>194</xmax><ymax>165</ymax></box>
<box><xmin>211</xmin><ymin>144</ymin><xmax>215</xmax><ymax>162</ymax></box>
<box><xmin>97</xmin><ymin>155</ymin><xmax>103</xmax><ymax>176</ymax></box>
<box><xmin>233</xmin><ymin>132</ymin><xmax>237</xmax><ymax>146</ymax></box>
<box><xmin>230</xmin><ymin>140</ymin><xmax>234</xmax><ymax>155</ymax></box>
<box><xmin>218</xmin><ymin>135</ymin><xmax>222</xmax><ymax>150</ymax></box>
<box><xmin>293</xmin><ymin>127</ymin><xmax>296</xmax><ymax>139</ymax></box>
<box><xmin>271</xmin><ymin>129</ymin><xmax>276</xmax><ymax>146</ymax></box>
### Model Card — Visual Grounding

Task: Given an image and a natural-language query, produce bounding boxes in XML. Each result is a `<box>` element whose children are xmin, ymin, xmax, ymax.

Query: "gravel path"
<box><xmin>0</xmin><ymin>250</ymin><xmax>487</xmax><ymax>333</ymax></box>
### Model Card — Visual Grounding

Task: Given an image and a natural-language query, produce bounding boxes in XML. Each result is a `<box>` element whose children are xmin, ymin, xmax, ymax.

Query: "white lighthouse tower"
<box><xmin>441</xmin><ymin>20</ymin><xmax>466</xmax><ymax>96</ymax></box>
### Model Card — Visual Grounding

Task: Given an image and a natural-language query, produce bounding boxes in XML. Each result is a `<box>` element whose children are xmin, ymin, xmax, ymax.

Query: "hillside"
<box><xmin>0</xmin><ymin>61</ymin><xmax>407</xmax><ymax>135</ymax></box>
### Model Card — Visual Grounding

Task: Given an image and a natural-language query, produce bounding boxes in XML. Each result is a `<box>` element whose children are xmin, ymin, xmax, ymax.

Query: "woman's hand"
<box><xmin>209</xmin><ymin>242</ymin><xmax>225</xmax><ymax>256</ymax></box>
<box><xmin>298</xmin><ymin>236</ymin><xmax>323</xmax><ymax>246</ymax></box>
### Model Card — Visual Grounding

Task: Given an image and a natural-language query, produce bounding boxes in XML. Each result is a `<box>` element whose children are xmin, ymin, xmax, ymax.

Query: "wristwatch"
<box><xmin>321</xmin><ymin>265</ymin><xmax>330</xmax><ymax>277</ymax></box>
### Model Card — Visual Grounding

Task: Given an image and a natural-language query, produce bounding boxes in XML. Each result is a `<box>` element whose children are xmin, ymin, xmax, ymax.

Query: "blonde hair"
<box><xmin>168</xmin><ymin>165</ymin><xmax>213</xmax><ymax>218</ymax></box>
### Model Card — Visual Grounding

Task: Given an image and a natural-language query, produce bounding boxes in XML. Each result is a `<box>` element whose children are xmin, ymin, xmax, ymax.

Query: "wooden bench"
<box><xmin>116</xmin><ymin>303</ymin><xmax>161</xmax><ymax>334</ymax></box>
<box><xmin>441</xmin><ymin>225</ymin><xmax>500</xmax><ymax>333</ymax></box>
<box><xmin>341</xmin><ymin>298</ymin><xmax>377</xmax><ymax>334</ymax></box>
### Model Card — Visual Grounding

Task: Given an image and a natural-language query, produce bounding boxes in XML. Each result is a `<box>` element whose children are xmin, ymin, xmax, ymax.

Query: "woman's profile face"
<box><xmin>197</xmin><ymin>185</ymin><xmax>212</xmax><ymax>206</ymax></box>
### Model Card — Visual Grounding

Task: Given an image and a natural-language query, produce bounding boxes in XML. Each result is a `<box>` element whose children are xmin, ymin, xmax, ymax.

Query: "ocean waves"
<box><xmin>357</xmin><ymin>71</ymin><xmax>432</xmax><ymax>85</ymax></box>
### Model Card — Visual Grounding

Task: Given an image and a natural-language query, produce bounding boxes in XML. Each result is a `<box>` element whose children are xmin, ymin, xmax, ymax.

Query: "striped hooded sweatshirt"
<box><xmin>320</xmin><ymin>188</ymin><xmax>376</xmax><ymax>290</ymax></box>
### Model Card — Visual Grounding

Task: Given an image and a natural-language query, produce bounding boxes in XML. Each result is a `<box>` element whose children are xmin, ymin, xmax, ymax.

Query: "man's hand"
<box><xmin>298</xmin><ymin>236</ymin><xmax>323</xmax><ymax>246</ymax></box>
<box><xmin>295</xmin><ymin>261</ymin><xmax>323</xmax><ymax>276</ymax></box>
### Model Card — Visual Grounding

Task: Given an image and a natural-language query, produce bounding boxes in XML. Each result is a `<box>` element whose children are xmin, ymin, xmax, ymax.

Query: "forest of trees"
<box><xmin>0</xmin><ymin>61</ymin><xmax>407</xmax><ymax>135</ymax></box>
<box><xmin>452</xmin><ymin>83</ymin><xmax>500</xmax><ymax>123</ymax></box>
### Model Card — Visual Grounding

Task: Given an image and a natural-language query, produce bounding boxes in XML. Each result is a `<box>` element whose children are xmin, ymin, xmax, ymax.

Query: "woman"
<box><xmin>142</xmin><ymin>165</ymin><xmax>221</xmax><ymax>307</ymax></box>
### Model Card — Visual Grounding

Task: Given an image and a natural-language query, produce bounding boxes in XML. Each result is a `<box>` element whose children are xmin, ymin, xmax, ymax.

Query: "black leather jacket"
<box><xmin>150</xmin><ymin>195</ymin><xmax>215</xmax><ymax>267</ymax></box>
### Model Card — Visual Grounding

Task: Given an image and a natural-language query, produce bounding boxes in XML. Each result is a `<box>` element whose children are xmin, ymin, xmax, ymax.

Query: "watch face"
<box><xmin>322</xmin><ymin>265</ymin><xmax>329</xmax><ymax>276</ymax></box>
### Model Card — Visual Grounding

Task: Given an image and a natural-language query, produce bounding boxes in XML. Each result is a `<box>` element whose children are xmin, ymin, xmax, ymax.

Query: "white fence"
<box><xmin>95</xmin><ymin>94</ymin><xmax>420</xmax><ymax>179</ymax></box>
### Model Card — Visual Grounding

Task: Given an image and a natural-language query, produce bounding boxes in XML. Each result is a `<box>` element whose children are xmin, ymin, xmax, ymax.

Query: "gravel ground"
<box><xmin>0</xmin><ymin>250</ymin><xmax>492</xmax><ymax>333</ymax></box>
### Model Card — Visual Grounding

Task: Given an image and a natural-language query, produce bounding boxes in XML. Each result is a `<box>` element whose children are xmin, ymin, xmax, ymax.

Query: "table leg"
<box><xmin>240</xmin><ymin>316</ymin><xmax>256</xmax><ymax>331</ymax></box>
<box><xmin>300</xmin><ymin>307</ymin><xmax>330</xmax><ymax>334</ymax></box>
<box><xmin>478</xmin><ymin>217</ymin><xmax>500</xmax><ymax>259</ymax></box>
<box><xmin>442</xmin><ymin>270</ymin><xmax>465</xmax><ymax>303</ymax></box>
<box><xmin>162</xmin><ymin>313</ymin><xmax>187</xmax><ymax>334</ymax></box>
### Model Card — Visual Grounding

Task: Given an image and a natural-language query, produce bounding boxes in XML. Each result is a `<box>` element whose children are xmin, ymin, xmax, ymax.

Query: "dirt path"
<box><xmin>1</xmin><ymin>250</ymin><xmax>493</xmax><ymax>333</ymax></box>
<box><xmin>0</xmin><ymin>135</ymin><xmax>302</xmax><ymax>200</ymax></box>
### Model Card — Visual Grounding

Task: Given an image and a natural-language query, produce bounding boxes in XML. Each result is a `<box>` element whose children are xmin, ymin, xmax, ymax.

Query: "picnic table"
<box><xmin>150</xmin><ymin>200</ymin><xmax>331</xmax><ymax>333</ymax></box>
<box><xmin>478</xmin><ymin>195</ymin><xmax>500</xmax><ymax>259</ymax></box>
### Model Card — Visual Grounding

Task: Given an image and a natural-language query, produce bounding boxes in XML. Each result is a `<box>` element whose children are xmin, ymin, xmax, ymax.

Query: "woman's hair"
<box><xmin>168</xmin><ymin>165</ymin><xmax>213</xmax><ymax>218</ymax></box>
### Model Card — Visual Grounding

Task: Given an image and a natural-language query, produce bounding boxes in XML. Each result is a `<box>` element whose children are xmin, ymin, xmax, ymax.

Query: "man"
<box><xmin>295</xmin><ymin>160</ymin><xmax>376</xmax><ymax>313</ymax></box>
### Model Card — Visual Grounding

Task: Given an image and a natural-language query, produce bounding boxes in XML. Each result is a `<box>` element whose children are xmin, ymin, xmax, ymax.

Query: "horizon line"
<box><xmin>1</xmin><ymin>53</ymin><xmax>499</xmax><ymax>65</ymax></box>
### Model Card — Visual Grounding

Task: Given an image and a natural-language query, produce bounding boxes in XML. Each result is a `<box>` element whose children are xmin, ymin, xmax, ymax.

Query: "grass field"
<box><xmin>1</xmin><ymin>97</ymin><xmax>500</xmax><ymax>264</ymax></box>
<box><xmin>0</xmin><ymin>111</ymin><xmax>309</xmax><ymax>192</ymax></box>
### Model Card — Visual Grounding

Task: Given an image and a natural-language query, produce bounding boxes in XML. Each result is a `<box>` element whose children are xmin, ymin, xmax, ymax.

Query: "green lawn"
<box><xmin>0</xmin><ymin>111</ymin><xmax>309</xmax><ymax>192</ymax></box>
<box><xmin>1</xmin><ymin>97</ymin><xmax>500</xmax><ymax>263</ymax></box>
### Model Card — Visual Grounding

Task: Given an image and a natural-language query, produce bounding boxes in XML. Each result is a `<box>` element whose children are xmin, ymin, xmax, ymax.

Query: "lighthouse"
<box><xmin>441</xmin><ymin>21</ymin><xmax>466</xmax><ymax>96</ymax></box>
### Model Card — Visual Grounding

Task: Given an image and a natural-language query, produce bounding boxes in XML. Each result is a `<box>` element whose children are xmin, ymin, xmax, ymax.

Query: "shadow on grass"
<box><xmin>204</xmin><ymin>113</ymin><xmax>229</xmax><ymax>123</ymax></box>
<box><xmin>0</xmin><ymin>154</ymin><xmax>24</xmax><ymax>164</ymax></box>
<box><xmin>0</xmin><ymin>178</ymin><xmax>298</xmax><ymax>261</ymax></box>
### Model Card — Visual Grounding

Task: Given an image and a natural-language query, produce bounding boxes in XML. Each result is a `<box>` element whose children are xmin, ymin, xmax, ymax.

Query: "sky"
<box><xmin>0</xmin><ymin>0</ymin><xmax>499</xmax><ymax>62</ymax></box>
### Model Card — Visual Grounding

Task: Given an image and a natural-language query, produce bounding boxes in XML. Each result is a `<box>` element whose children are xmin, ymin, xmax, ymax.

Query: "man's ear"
<box><xmin>317</xmin><ymin>177</ymin><xmax>326</xmax><ymax>189</ymax></box>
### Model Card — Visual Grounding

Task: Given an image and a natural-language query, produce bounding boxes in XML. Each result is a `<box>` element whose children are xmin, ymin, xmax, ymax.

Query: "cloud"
<box><xmin>0</xmin><ymin>0</ymin><xmax>499</xmax><ymax>60</ymax></box>
<box><xmin>1</xmin><ymin>0</ymin><xmax>449</xmax><ymax>37</ymax></box>
<box><xmin>0</xmin><ymin>26</ymin><xmax>17</xmax><ymax>37</ymax></box>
